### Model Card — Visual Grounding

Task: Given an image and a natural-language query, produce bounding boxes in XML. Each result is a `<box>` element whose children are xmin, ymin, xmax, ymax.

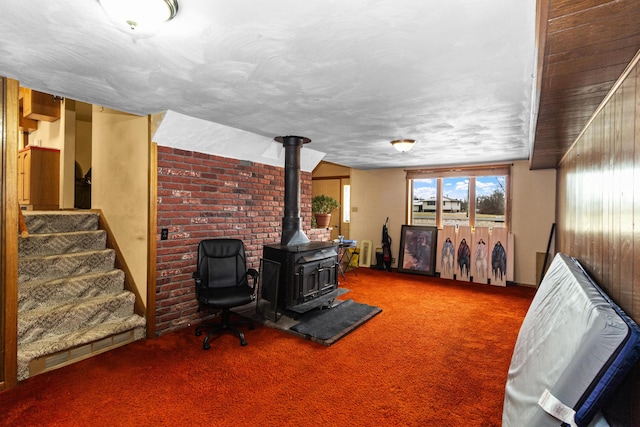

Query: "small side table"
<box><xmin>338</xmin><ymin>242</ymin><xmax>359</xmax><ymax>280</ymax></box>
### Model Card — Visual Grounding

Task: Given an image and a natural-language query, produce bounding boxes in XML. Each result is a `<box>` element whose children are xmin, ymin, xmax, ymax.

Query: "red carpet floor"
<box><xmin>0</xmin><ymin>268</ymin><xmax>535</xmax><ymax>426</ymax></box>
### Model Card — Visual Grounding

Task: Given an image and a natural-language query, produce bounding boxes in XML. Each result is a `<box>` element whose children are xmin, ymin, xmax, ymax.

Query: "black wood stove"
<box><xmin>261</xmin><ymin>136</ymin><xmax>342</xmax><ymax>315</ymax></box>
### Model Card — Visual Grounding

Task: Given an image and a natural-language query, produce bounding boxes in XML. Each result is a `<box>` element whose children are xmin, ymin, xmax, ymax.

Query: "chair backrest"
<box><xmin>196</xmin><ymin>239</ymin><xmax>248</xmax><ymax>289</ymax></box>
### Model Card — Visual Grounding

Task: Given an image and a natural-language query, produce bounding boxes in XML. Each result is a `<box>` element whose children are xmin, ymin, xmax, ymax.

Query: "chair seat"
<box><xmin>197</xmin><ymin>285</ymin><xmax>255</xmax><ymax>309</ymax></box>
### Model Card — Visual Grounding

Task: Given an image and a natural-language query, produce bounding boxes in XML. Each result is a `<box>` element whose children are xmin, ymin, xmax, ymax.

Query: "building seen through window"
<box><xmin>409</xmin><ymin>168</ymin><xmax>508</xmax><ymax>229</ymax></box>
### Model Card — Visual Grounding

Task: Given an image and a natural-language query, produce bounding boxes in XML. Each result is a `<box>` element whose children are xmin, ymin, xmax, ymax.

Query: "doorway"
<box><xmin>17</xmin><ymin>89</ymin><xmax>93</xmax><ymax>211</ymax></box>
<box><xmin>312</xmin><ymin>177</ymin><xmax>350</xmax><ymax>241</ymax></box>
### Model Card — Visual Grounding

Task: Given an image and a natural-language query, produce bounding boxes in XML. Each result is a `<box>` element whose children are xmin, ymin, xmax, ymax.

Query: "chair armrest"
<box><xmin>247</xmin><ymin>268</ymin><xmax>259</xmax><ymax>289</ymax></box>
<box><xmin>192</xmin><ymin>271</ymin><xmax>202</xmax><ymax>297</ymax></box>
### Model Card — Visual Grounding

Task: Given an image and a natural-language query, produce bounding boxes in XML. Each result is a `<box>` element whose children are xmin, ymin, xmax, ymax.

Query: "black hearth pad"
<box><xmin>290</xmin><ymin>299</ymin><xmax>381</xmax><ymax>345</ymax></box>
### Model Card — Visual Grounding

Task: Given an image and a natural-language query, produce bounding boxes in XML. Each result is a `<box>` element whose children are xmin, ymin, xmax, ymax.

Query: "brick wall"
<box><xmin>155</xmin><ymin>146</ymin><xmax>330</xmax><ymax>335</ymax></box>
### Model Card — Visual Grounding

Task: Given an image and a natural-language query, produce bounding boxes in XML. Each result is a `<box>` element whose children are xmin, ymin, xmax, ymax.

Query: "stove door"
<box><xmin>293</xmin><ymin>258</ymin><xmax>338</xmax><ymax>306</ymax></box>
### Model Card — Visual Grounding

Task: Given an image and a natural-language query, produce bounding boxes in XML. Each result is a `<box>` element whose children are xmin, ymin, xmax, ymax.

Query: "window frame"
<box><xmin>406</xmin><ymin>164</ymin><xmax>511</xmax><ymax>230</ymax></box>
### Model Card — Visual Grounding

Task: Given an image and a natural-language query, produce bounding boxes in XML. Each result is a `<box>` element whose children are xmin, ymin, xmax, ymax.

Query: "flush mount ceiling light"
<box><xmin>391</xmin><ymin>139</ymin><xmax>416</xmax><ymax>153</ymax></box>
<box><xmin>99</xmin><ymin>0</ymin><xmax>179</xmax><ymax>33</ymax></box>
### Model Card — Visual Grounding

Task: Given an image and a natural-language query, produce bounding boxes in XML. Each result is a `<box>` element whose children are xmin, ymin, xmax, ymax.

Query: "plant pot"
<box><xmin>314</xmin><ymin>213</ymin><xmax>331</xmax><ymax>228</ymax></box>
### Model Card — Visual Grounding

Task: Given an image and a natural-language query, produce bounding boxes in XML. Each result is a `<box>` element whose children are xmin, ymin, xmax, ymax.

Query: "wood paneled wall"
<box><xmin>1</xmin><ymin>78</ymin><xmax>19</xmax><ymax>390</ymax></box>
<box><xmin>533</xmin><ymin>0</ymin><xmax>640</xmax><ymax>169</ymax></box>
<box><xmin>556</xmin><ymin>55</ymin><xmax>639</xmax><ymax>426</ymax></box>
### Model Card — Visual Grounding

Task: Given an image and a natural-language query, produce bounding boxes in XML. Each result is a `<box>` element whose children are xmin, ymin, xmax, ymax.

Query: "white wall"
<box><xmin>349</xmin><ymin>161</ymin><xmax>556</xmax><ymax>286</ymax></box>
<box><xmin>510</xmin><ymin>161</ymin><xmax>556</xmax><ymax>286</ymax></box>
<box><xmin>350</xmin><ymin>168</ymin><xmax>408</xmax><ymax>268</ymax></box>
<box><xmin>92</xmin><ymin>106</ymin><xmax>149</xmax><ymax>305</ymax></box>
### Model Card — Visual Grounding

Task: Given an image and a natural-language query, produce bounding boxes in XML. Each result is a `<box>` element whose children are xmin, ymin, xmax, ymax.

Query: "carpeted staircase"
<box><xmin>17</xmin><ymin>211</ymin><xmax>146</xmax><ymax>381</ymax></box>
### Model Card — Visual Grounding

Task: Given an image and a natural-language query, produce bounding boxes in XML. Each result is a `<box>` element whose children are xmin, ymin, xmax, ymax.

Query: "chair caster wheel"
<box><xmin>203</xmin><ymin>342</ymin><xmax>210</xmax><ymax>350</ymax></box>
<box><xmin>240</xmin><ymin>340</ymin><xmax>248</xmax><ymax>346</ymax></box>
<box><xmin>248</xmin><ymin>324</ymin><xmax>255</xmax><ymax>330</ymax></box>
<box><xmin>195</xmin><ymin>330</ymin><xmax>202</xmax><ymax>336</ymax></box>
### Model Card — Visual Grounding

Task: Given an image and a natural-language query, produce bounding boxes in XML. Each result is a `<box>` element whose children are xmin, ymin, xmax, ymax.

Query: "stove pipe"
<box><xmin>275</xmin><ymin>135</ymin><xmax>311</xmax><ymax>246</ymax></box>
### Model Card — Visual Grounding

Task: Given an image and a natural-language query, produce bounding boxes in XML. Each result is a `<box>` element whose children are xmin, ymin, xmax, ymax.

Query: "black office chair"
<box><xmin>193</xmin><ymin>239</ymin><xmax>258</xmax><ymax>349</ymax></box>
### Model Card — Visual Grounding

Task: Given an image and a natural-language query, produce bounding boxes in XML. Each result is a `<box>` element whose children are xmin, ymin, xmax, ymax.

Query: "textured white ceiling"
<box><xmin>0</xmin><ymin>0</ymin><xmax>536</xmax><ymax>170</ymax></box>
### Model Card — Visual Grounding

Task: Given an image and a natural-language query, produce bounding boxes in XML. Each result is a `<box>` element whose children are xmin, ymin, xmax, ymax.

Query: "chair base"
<box><xmin>195</xmin><ymin>309</ymin><xmax>255</xmax><ymax>349</ymax></box>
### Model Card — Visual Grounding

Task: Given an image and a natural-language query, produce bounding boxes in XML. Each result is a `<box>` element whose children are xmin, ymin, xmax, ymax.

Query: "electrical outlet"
<box><xmin>161</xmin><ymin>228</ymin><xmax>169</xmax><ymax>240</ymax></box>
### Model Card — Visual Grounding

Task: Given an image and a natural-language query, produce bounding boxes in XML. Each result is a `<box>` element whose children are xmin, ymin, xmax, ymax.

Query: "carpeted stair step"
<box><xmin>17</xmin><ymin>315</ymin><xmax>146</xmax><ymax>381</ymax></box>
<box><xmin>18</xmin><ymin>249</ymin><xmax>116</xmax><ymax>284</ymax></box>
<box><xmin>18</xmin><ymin>269</ymin><xmax>125</xmax><ymax>312</ymax></box>
<box><xmin>18</xmin><ymin>230</ymin><xmax>107</xmax><ymax>258</ymax></box>
<box><xmin>18</xmin><ymin>291</ymin><xmax>138</xmax><ymax>346</ymax></box>
<box><xmin>16</xmin><ymin>209</ymin><xmax>147</xmax><ymax>383</ymax></box>
<box><xmin>22</xmin><ymin>211</ymin><xmax>99</xmax><ymax>234</ymax></box>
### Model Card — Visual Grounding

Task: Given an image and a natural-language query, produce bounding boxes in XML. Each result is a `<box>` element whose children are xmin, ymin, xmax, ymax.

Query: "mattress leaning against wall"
<box><xmin>502</xmin><ymin>252</ymin><xmax>640</xmax><ymax>427</ymax></box>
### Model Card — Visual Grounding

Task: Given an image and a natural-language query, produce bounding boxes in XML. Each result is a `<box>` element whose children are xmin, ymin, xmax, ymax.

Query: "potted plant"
<box><xmin>312</xmin><ymin>194</ymin><xmax>340</xmax><ymax>228</ymax></box>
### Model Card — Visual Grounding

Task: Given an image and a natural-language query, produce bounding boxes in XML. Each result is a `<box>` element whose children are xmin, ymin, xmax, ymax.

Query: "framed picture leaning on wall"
<box><xmin>398</xmin><ymin>225</ymin><xmax>438</xmax><ymax>276</ymax></box>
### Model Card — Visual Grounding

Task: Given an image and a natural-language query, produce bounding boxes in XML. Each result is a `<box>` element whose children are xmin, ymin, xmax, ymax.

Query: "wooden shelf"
<box><xmin>20</xmin><ymin>87</ymin><xmax>60</xmax><ymax>122</ymax></box>
<box><xmin>18</xmin><ymin>146</ymin><xmax>60</xmax><ymax>210</ymax></box>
